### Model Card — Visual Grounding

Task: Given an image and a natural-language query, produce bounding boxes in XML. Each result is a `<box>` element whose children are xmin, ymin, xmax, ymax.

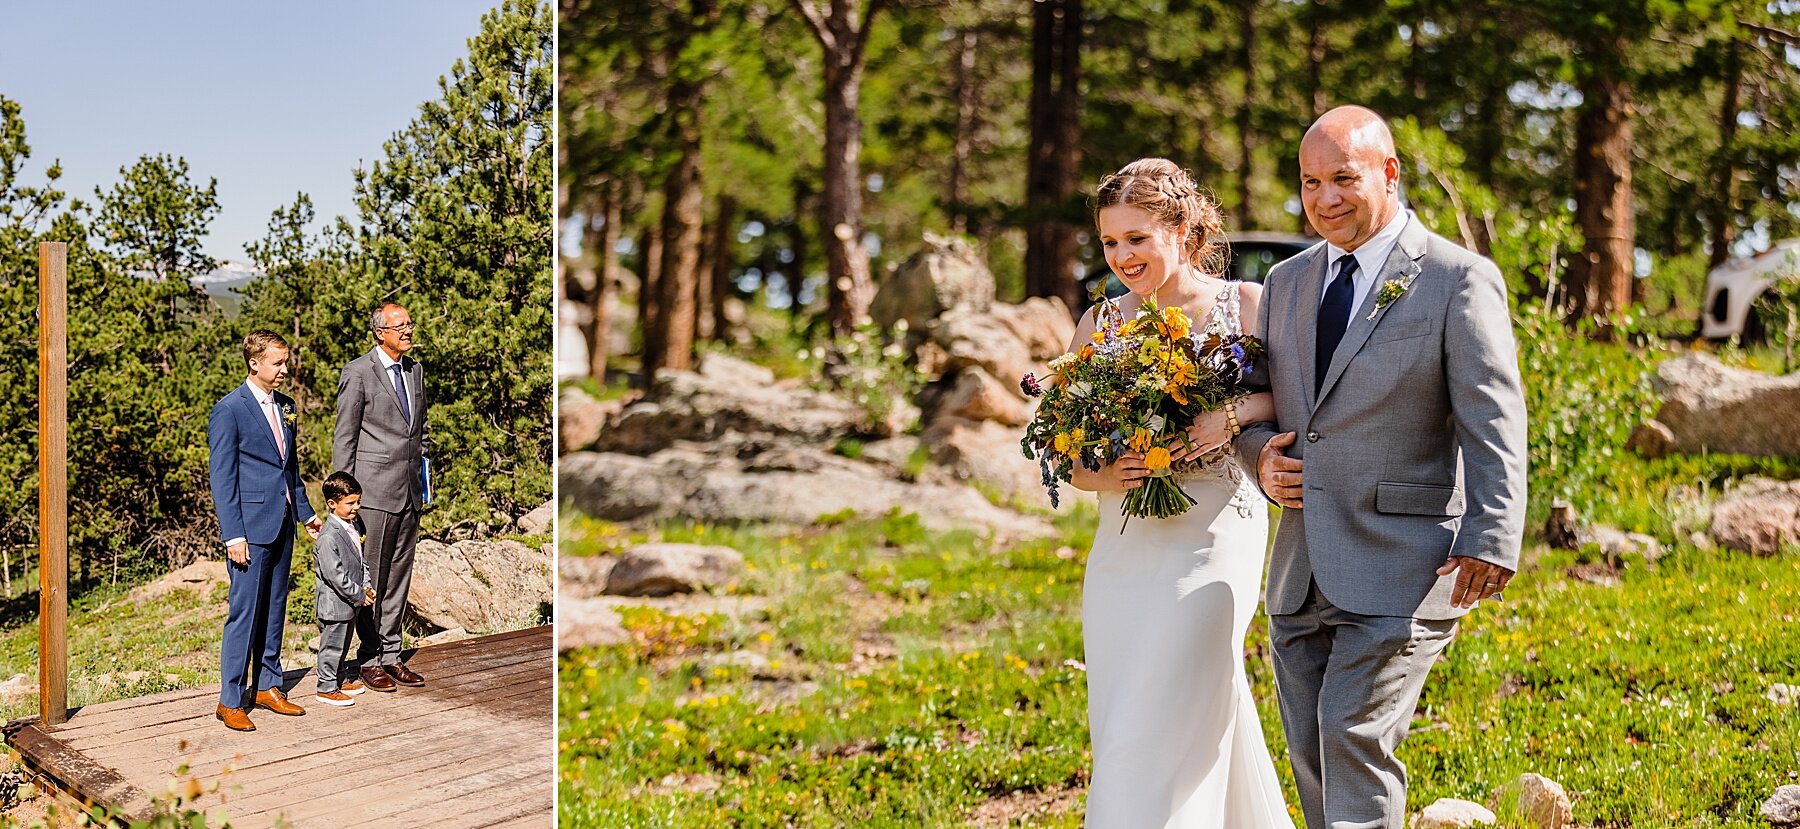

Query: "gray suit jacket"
<box><xmin>313</xmin><ymin>521</ymin><xmax>370</xmax><ymax>622</ymax></box>
<box><xmin>332</xmin><ymin>347</ymin><xmax>427</xmax><ymax>514</ymax></box>
<box><xmin>1233</xmin><ymin>216</ymin><xmax>1527</xmax><ymax>620</ymax></box>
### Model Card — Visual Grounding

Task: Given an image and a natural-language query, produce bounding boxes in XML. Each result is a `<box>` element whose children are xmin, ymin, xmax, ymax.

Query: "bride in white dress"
<box><xmin>1063</xmin><ymin>159</ymin><xmax>1295</xmax><ymax>829</ymax></box>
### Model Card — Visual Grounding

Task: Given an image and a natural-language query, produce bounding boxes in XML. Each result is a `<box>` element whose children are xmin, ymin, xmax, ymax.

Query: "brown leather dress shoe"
<box><xmin>216</xmin><ymin>704</ymin><xmax>255</xmax><ymax>732</ymax></box>
<box><xmin>386</xmin><ymin>663</ymin><xmax>425</xmax><ymax>686</ymax></box>
<box><xmin>359</xmin><ymin>664</ymin><xmax>398</xmax><ymax>692</ymax></box>
<box><xmin>253</xmin><ymin>688</ymin><xmax>306</xmax><ymax>716</ymax></box>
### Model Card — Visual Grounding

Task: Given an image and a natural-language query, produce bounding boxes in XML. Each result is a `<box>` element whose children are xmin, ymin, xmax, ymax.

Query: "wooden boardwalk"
<box><xmin>4</xmin><ymin>625</ymin><xmax>553</xmax><ymax>828</ymax></box>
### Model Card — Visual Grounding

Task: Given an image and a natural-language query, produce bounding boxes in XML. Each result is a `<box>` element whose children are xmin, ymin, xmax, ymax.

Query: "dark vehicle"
<box><xmin>1079</xmin><ymin>230</ymin><xmax>1314</xmax><ymax>312</ymax></box>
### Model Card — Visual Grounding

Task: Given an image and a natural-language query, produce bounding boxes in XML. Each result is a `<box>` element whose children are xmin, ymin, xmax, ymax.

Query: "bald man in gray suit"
<box><xmin>1233</xmin><ymin>106</ymin><xmax>1527</xmax><ymax>828</ymax></box>
<box><xmin>333</xmin><ymin>302</ymin><xmax>429</xmax><ymax>692</ymax></box>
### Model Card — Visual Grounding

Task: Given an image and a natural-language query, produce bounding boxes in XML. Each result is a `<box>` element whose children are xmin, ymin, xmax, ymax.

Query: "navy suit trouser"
<box><xmin>220</xmin><ymin>520</ymin><xmax>293</xmax><ymax>707</ymax></box>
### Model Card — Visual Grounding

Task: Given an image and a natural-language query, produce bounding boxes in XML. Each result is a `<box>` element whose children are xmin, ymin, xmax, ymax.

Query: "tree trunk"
<box><xmin>1708</xmin><ymin>36</ymin><xmax>1742</xmax><ymax>269</ymax></box>
<box><xmin>707</xmin><ymin>195</ymin><xmax>737</xmax><ymax>342</ymax></box>
<box><xmin>789</xmin><ymin>179</ymin><xmax>811</xmax><ymax>323</ymax></box>
<box><xmin>594</xmin><ymin>181</ymin><xmax>621</xmax><ymax>382</ymax></box>
<box><xmin>653</xmin><ymin>115</ymin><xmax>703</xmax><ymax>373</ymax></box>
<box><xmin>820</xmin><ymin>47</ymin><xmax>873</xmax><ymax>333</ymax></box>
<box><xmin>949</xmin><ymin>28</ymin><xmax>979</xmax><ymax>236</ymax></box>
<box><xmin>792</xmin><ymin>0</ymin><xmax>880</xmax><ymax>335</ymax></box>
<box><xmin>1024</xmin><ymin>0</ymin><xmax>1083</xmax><ymax>315</ymax></box>
<box><xmin>1235</xmin><ymin>0</ymin><xmax>1258</xmax><ymax>230</ymax></box>
<box><xmin>695</xmin><ymin>224</ymin><xmax>714</xmax><ymax>343</ymax></box>
<box><xmin>637</xmin><ymin>222</ymin><xmax>663</xmax><ymax>375</ymax></box>
<box><xmin>1307</xmin><ymin>0</ymin><xmax>1328</xmax><ymax>120</ymax></box>
<box><xmin>1567</xmin><ymin>66</ymin><xmax>1635</xmax><ymax>331</ymax></box>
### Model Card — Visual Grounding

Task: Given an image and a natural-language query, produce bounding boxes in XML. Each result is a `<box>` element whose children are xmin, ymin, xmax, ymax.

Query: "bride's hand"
<box><xmin>1071</xmin><ymin>452</ymin><xmax>1151</xmax><ymax>493</ymax></box>
<box><xmin>1176</xmin><ymin>410</ymin><xmax>1232</xmax><ymax>462</ymax></box>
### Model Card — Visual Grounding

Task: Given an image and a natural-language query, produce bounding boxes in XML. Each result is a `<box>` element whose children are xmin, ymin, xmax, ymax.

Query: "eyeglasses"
<box><xmin>376</xmin><ymin>323</ymin><xmax>416</xmax><ymax>333</ymax></box>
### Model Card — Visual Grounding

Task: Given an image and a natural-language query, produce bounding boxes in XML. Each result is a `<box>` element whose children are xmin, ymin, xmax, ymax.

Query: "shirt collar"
<box><xmin>376</xmin><ymin>348</ymin><xmax>401</xmax><ymax>371</ymax></box>
<box><xmin>331</xmin><ymin>514</ymin><xmax>360</xmax><ymax>536</ymax></box>
<box><xmin>1326</xmin><ymin>209</ymin><xmax>1410</xmax><ymax>277</ymax></box>
<box><xmin>243</xmin><ymin>378</ymin><xmax>275</xmax><ymax>406</ymax></box>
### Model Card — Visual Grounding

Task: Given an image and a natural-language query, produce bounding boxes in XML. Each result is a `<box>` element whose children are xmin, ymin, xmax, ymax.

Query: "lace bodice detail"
<box><xmin>1202</xmin><ymin>280</ymin><xmax>1244</xmax><ymax>338</ymax></box>
<box><xmin>1174</xmin><ymin>281</ymin><xmax>1257</xmax><ymax>515</ymax></box>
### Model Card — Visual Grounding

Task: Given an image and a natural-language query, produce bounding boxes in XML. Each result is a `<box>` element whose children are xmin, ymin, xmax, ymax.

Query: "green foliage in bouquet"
<box><xmin>1020</xmin><ymin>295</ymin><xmax>1263</xmax><ymax>520</ymax></box>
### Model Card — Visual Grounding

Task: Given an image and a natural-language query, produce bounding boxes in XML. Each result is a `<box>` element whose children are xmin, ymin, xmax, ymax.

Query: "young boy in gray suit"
<box><xmin>314</xmin><ymin>471</ymin><xmax>377</xmax><ymax>706</ymax></box>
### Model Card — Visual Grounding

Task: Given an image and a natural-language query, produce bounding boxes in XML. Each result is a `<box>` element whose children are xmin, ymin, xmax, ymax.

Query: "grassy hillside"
<box><xmin>558</xmin><ymin>502</ymin><xmax>1799</xmax><ymax>827</ymax></box>
<box><xmin>559</xmin><ymin>325</ymin><xmax>1800</xmax><ymax>827</ymax></box>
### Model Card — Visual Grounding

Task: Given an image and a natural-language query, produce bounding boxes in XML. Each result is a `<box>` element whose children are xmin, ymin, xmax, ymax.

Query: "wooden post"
<box><xmin>39</xmin><ymin>242</ymin><xmax>68</xmax><ymax>726</ymax></box>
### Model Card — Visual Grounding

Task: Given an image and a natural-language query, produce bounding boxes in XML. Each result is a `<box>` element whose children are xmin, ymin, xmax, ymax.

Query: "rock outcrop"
<box><xmin>406</xmin><ymin>539</ymin><xmax>553</xmax><ymax>633</ymax></box>
<box><xmin>1629</xmin><ymin>354</ymin><xmax>1800</xmax><ymax>459</ymax></box>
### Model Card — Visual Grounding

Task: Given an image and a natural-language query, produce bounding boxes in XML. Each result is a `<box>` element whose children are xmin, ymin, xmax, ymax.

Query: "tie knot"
<box><xmin>1336</xmin><ymin>254</ymin><xmax>1359</xmax><ymax>278</ymax></box>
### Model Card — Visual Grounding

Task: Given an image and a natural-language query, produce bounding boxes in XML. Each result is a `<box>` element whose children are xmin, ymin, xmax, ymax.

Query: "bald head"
<box><xmin>1298</xmin><ymin>106</ymin><xmax>1402</xmax><ymax>251</ymax></box>
<box><xmin>1303</xmin><ymin>106</ymin><xmax>1396</xmax><ymax>158</ymax></box>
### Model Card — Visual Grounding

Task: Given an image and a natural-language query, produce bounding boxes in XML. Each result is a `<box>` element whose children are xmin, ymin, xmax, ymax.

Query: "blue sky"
<box><xmin>2</xmin><ymin>0</ymin><xmax>502</xmax><ymax>263</ymax></box>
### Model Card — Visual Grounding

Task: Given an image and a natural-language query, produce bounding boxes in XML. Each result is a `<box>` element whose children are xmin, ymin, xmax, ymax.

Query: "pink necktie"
<box><xmin>264</xmin><ymin>397</ymin><xmax>285</xmax><ymax>458</ymax></box>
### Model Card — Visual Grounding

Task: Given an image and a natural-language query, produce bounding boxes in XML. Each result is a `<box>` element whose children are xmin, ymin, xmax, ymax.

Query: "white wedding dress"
<box><xmin>1082</xmin><ymin>286</ymin><xmax>1295</xmax><ymax>828</ymax></box>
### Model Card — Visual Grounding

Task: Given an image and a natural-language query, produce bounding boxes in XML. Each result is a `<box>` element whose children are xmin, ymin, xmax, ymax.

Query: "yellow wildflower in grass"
<box><xmin>1128</xmin><ymin>427</ymin><xmax>1154</xmax><ymax>453</ymax></box>
<box><xmin>1162</xmin><ymin>305</ymin><xmax>1191</xmax><ymax>339</ymax></box>
<box><xmin>1144</xmin><ymin>446</ymin><xmax>1172</xmax><ymax>471</ymax></box>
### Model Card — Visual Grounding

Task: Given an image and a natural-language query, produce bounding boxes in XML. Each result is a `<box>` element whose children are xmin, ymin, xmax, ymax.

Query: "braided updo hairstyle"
<box><xmin>1094</xmin><ymin>158</ymin><xmax>1228</xmax><ymax>277</ymax></box>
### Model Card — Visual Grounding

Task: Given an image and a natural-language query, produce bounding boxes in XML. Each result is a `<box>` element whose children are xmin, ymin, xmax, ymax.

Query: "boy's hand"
<box><xmin>364</xmin><ymin>587</ymin><xmax>377</xmax><ymax>605</ymax></box>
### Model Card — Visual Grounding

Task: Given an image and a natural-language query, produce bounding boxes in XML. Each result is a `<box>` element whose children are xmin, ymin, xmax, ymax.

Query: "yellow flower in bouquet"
<box><xmin>1020</xmin><ymin>294</ymin><xmax>1267</xmax><ymax>518</ymax></box>
<box><xmin>1127</xmin><ymin>427</ymin><xmax>1154</xmax><ymax>453</ymax></box>
<box><xmin>1161</xmin><ymin>306</ymin><xmax>1191</xmax><ymax>340</ymax></box>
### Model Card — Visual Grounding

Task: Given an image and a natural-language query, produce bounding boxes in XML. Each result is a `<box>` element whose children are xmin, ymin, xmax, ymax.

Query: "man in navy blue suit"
<box><xmin>209</xmin><ymin>329</ymin><xmax>323</xmax><ymax>731</ymax></box>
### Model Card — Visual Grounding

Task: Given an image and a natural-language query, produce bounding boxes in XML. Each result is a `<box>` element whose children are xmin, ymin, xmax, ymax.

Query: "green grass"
<box><xmin>559</xmin><ymin>489</ymin><xmax>1800</xmax><ymax>827</ymax></box>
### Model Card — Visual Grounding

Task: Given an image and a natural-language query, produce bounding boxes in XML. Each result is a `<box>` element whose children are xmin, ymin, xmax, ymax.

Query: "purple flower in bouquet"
<box><xmin>1020</xmin><ymin>372</ymin><xmax>1044</xmax><ymax>398</ymax></box>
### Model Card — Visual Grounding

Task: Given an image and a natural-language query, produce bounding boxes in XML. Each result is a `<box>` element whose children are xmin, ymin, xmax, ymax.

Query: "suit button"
<box><xmin>1306</xmin><ymin>432</ymin><xmax>1320</xmax><ymax>443</ymax></box>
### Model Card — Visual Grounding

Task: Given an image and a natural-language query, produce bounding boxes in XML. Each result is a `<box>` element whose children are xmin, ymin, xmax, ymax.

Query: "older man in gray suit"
<box><xmin>333</xmin><ymin>301</ymin><xmax>429</xmax><ymax>691</ymax></box>
<box><xmin>1233</xmin><ymin>106</ymin><xmax>1527</xmax><ymax>828</ymax></box>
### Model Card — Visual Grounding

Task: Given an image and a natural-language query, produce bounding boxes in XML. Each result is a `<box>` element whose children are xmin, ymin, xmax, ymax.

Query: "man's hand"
<box><xmin>304</xmin><ymin>517</ymin><xmax>322</xmax><ymax>540</ymax></box>
<box><xmin>227</xmin><ymin>541</ymin><xmax>249</xmax><ymax>567</ymax></box>
<box><xmin>1257</xmin><ymin>432</ymin><xmax>1304</xmax><ymax>509</ymax></box>
<box><xmin>1437</xmin><ymin>556</ymin><xmax>1513</xmax><ymax>608</ymax></box>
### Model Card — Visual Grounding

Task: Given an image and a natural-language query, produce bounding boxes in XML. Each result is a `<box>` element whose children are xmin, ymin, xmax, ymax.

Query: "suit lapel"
<box><xmin>1316</xmin><ymin>218</ymin><xmax>1428</xmax><ymax>405</ymax></box>
<box><xmin>236</xmin><ymin>385</ymin><xmax>283</xmax><ymax>460</ymax></box>
<box><xmin>369</xmin><ymin>349</ymin><xmax>409</xmax><ymax>422</ymax></box>
<box><xmin>1292</xmin><ymin>246</ymin><xmax>1328</xmax><ymax>413</ymax></box>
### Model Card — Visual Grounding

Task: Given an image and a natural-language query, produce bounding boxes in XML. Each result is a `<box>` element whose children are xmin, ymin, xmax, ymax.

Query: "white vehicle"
<box><xmin>1700</xmin><ymin>238</ymin><xmax>1800</xmax><ymax>341</ymax></box>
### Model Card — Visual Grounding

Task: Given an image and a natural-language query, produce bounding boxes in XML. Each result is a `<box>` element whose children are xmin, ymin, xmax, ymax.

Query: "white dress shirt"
<box><xmin>1321</xmin><ymin>209</ymin><xmax>1412</xmax><ymax>312</ymax></box>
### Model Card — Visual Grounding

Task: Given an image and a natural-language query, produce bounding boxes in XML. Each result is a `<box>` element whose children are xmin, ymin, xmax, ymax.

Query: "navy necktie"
<box><xmin>1315</xmin><ymin>254</ymin><xmax>1359</xmax><ymax>395</ymax></box>
<box><xmin>391</xmin><ymin>363</ymin><xmax>412</xmax><ymax>425</ymax></box>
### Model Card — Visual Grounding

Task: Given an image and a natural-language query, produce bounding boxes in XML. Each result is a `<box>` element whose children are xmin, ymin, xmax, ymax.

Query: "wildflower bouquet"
<box><xmin>1019</xmin><ymin>295</ymin><xmax>1264</xmax><ymax>520</ymax></box>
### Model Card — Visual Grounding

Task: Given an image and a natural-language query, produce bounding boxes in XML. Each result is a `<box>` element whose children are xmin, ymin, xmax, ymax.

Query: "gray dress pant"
<box><xmin>354</xmin><ymin>504</ymin><xmax>420</xmax><ymax>666</ymax></box>
<box><xmin>1270</xmin><ymin>580</ymin><xmax>1458</xmax><ymax>829</ymax></box>
<box><xmin>316</xmin><ymin>618</ymin><xmax>354</xmax><ymax>692</ymax></box>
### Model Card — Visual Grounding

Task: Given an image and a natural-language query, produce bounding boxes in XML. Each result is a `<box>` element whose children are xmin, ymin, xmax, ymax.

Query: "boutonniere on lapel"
<box><xmin>281</xmin><ymin>402</ymin><xmax>297</xmax><ymax>427</ymax></box>
<box><xmin>1367</xmin><ymin>275</ymin><xmax>1418</xmax><ymax>321</ymax></box>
